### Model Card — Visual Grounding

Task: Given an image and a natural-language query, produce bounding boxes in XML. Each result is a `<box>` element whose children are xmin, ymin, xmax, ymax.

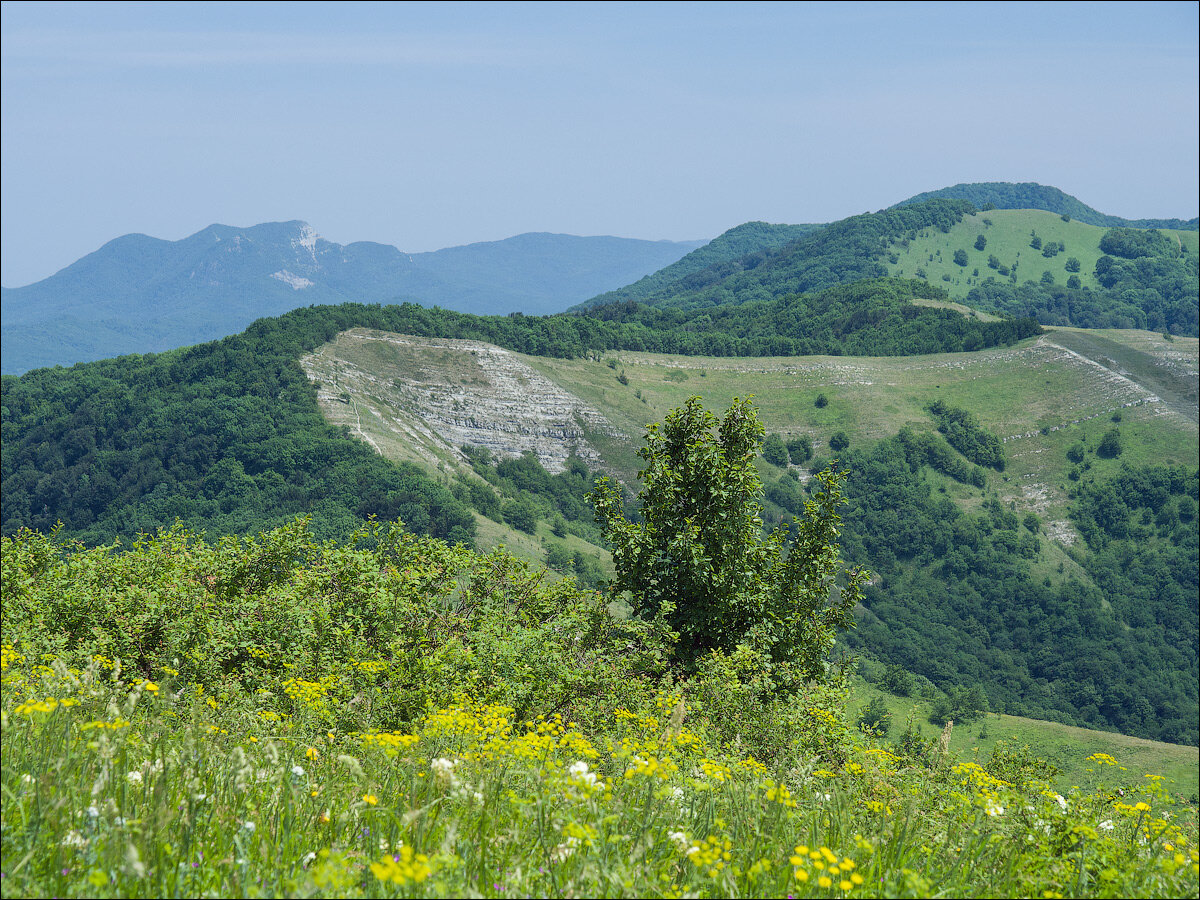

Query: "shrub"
<box><xmin>786</xmin><ymin>435</ymin><xmax>813</xmax><ymax>464</ymax></box>
<box><xmin>857</xmin><ymin>696</ymin><xmax>893</xmax><ymax>736</ymax></box>
<box><xmin>762</xmin><ymin>432</ymin><xmax>789</xmax><ymax>467</ymax></box>
<box><xmin>1097</xmin><ymin>428</ymin><xmax>1123</xmax><ymax>459</ymax></box>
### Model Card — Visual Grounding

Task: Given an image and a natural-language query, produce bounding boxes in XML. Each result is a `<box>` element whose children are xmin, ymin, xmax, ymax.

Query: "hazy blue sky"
<box><xmin>2</xmin><ymin>1</ymin><xmax>1197</xmax><ymax>287</ymax></box>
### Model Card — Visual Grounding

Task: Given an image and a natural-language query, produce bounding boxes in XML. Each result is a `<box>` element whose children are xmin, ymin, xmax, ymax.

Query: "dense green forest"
<box><xmin>835</xmin><ymin>442</ymin><xmax>1198</xmax><ymax>746</ymax></box>
<box><xmin>580</xmin><ymin>220</ymin><xmax>822</xmax><ymax>309</ymax></box>
<box><xmin>895</xmin><ymin>182</ymin><xmax>1199</xmax><ymax>231</ymax></box>
<box><xmin>601</xmin><ymin>200</ymin><xmax>979</xmax><ymax>311</ymax></box>
<box><xmin>965</xmin><ymin>227</ymin><xmax>1199</xmax><ymax>335</ymax></box>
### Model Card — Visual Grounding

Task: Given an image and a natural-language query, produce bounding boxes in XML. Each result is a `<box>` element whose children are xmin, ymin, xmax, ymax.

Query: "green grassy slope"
<box><xmin>847</xmin><ymin>677</ymin><xmax>1200</xmax><ymax>801</ymax></box>
<box><xmin>886</xmin><ymin>209</ymin><xmax>1200</xmax><ymax>300</ymax></box>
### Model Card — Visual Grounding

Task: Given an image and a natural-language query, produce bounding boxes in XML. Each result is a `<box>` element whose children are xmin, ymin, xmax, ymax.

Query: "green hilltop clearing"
<box><xmin>886</xmin><ymin>209</ymin><xmax>1200</xmax><ymax>300</ymax></box>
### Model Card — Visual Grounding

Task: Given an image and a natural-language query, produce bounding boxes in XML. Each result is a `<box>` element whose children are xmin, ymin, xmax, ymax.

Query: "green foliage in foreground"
<box><xmin>3</xmin><ymin>525</ymin><xmax>1199</xmax><ymax>898</ymax></box>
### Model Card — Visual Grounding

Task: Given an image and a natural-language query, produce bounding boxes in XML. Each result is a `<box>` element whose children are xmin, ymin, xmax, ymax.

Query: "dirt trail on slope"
<box><xmin>1041</xmin><ymin>328</ymin><xmax>1199</xmax><ymax>429</ymax></box>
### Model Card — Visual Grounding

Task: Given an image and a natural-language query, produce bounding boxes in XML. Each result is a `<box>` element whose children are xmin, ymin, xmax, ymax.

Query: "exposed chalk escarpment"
<box><xmin>301</xmin><ymin>329</ymin><xmax>624</xmax><ymax>473</ymax></box>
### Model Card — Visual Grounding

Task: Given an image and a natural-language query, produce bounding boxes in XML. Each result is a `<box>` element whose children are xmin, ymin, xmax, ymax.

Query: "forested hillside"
<box><xmin>895</xmin><ymin>182</ymin><xmax>1199</xmax><ymax>230</ymax></box>
<box><xmin>579</xmin><ymin>220</ymin><xmax>822</xmax><ymax>309</ymax></box>
<box><xmin>584</xmin><ymin>200</ymin><xmax>977</xmax><ymax>311</ymax></box>
<box><xmin>0</xmin><ymin>278</ymin><xmax>1036</xmax><ymax>544</ymax></box>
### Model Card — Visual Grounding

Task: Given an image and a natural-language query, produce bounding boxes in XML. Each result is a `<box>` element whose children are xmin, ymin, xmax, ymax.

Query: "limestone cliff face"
<box><xmin>301</xmin><ymin>329</ymin><xmax>623</xmax><ymax>473</ymax></box>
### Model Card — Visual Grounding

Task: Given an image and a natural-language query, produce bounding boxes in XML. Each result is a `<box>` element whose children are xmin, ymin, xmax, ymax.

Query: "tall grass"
<box><xmin>3</xmin><ymin>645</ymin><xmax>1197</xmax><ymax>897</ymax></box>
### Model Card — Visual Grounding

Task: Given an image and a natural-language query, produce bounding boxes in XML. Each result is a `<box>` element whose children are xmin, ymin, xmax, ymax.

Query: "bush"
<box><xmin>762</xmin><ymin>432</ymin><xmax>789</xmax><ymax>467</ymax></box>
<box><xmin>502</xmin><ymin>498</ymin><xmax>539</xmax><ymax>534</ymax></box>
<box><xmin>814</xmin><ymin>393</ymin><xmax>828</xmax><ymax>408</ymax></box>
<box><xmin>880</xmin><ymin>663</ymin><xmax>914</xmax><ymax>696</ymax></box>
<box><xmin>928</xmin><ymin>684</ymin><xmax>989</xmax><ymax>726</ymax></box>
<box><xmin>1097</xmin><ymin>428</ymin><xmax>1123</xmax><ymax>459</ymax></box>
<box><xmin>828</xmin><ymin>431</ymin><xmax>850</xmax><ymax>452</ymax></box>
<box><xmin>857</xmin><ymin>696</ymin><xmax>893</xmax><ymax>736</ymax></box>
<box><xmin>953</xmin><ymin>249</ymin><xmax>969</xmax><ymax>267</ymax></box>
<box><xmin>786</xmin><ymin>435</ymin><xmax>813</xmax><ymax>464</ymax></box>
<box><xmin>974</xmin><ymin>235</ymin><xmax>987</xmax><ymax>252</ymax></box>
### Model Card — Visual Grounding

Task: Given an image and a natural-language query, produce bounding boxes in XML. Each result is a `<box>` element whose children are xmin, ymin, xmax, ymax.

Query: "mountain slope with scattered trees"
<box><xmin>895</xmin><ymin>182</ymin><xmax>1198</xmax><ymax>230</ymax></box>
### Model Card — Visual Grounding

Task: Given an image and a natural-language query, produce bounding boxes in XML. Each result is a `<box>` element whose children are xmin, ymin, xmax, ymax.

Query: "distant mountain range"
<box><xmin>4</xmin><ymin>182</ymin><xmax>1195</xmax><ymax>374</ymax></box>
<box><xmin>0</xmin><ymin>223</ymin><xmax>704</xmax><ymax>374</ymax></box>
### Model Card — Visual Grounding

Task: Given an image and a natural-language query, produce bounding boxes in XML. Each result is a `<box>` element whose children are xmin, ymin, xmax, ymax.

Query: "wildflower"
<box><xmin>126</xmin><ymin>770</ymin><xmax>143</xmax><ymax>786</ymax></box>
<box><xmin>363</xmin><ymin>794</ymin><xmax>379</xmax><ymax>806</ymax></box>
<box><xmin>62</xmin><ymin>830</ymin><xmax>88</xmax><ymax>849</ymax></box>
<box><xmin>431</xmin><ymin>757</ymin><xmax>458</xmax><ymax>785</ymax></box>
<box><xmin>668</xmin><ymin>831</ymin><xmax>690</xmax><ymax>853</ymax></box>
<box><xmin>369</xmin><ymin>846</ymin><xmax>432</xmax><ymax>885</ymax></box>
<box><xmin>241</xmin><ymin>821</ymin><xmax>256</xmax><ymax>835</ymax></box>
<box><xmin>305</xmin><ymin>747</ymin><xmax>319</xmax><ymax>761</ymax></box>
<box><xmin>818</xmin><ymin>875</ymin><xmax>833</xmax><ymax>888</ymax></box>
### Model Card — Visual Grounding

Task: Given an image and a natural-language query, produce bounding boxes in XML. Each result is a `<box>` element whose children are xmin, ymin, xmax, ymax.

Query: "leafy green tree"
<box><xmin>1030</xmin><ymin>234</ymin><xmax>1042</xmax><ymax>250</ymax></box>
<box><xmin>589</xmin><ymin>397</ymin><xmax>864</xmax><ymax>676</ymax></box>
<box><xmin>814</xmin><ymin>393</ymin><xmax>828</xmax><ymax>408</ymax></box>
<box><xmin>762</xmin><ymin>432</ymin><xmax>789</xmax><ymax>468</ymax></box>
<box><xmin>1067</xmin><ymin>275</ymin><xmax>1082</xmax><ymax>289</ymax></box>
<box><xmin>880</xmin><ymin>663</ymin><xmax>914</xmax><ymax>696</ymax></box>
<box><xmin>974</xmin><ymin>235</ymin><xmax>987</xmax><ymax>252</ymax></box>
<box><xmin>1097</xmin><ymin>428</ymin><xmax>1123</xmax><ymax>459</ymax></box>
<box><xmin>786</xmin><ymin>435</ymin><xmax>813</xmax><ymax>464</ymax></box>
<box><xmin>953</xmin><ymin>249</ymin><xmax>969</xmax><ymax>267</ymax></box>
<box><xmin>829</xmin><ymin>431</ymin><xmax>850</xmax><ymax>452</ymax></box>
<box><xmin>987</xmin><ymin>254</ymin><xmax>1000</xmax><ymax>270</ymax></box>
<box><xmin>1065</xmin><ymin>257</ymin><xmax>1081</xmax><ymax>273</ymax></box>
<box><xmin>502</xmin><ymin>498</ymin><xmax>538</xmax><ymax>534</ymax></box>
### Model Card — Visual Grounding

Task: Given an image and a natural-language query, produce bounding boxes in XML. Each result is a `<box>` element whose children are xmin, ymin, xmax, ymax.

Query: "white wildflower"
<box><xmin>61</xmin><ymin>830</ymin><xmax>88</xmax><ymax>849</ymax></box>
<box><xmin>241</xmin><ymin>821</ymin><xmax>256</xmax><ymax>835</ymax></box>
<box><xmin>668</xmin><ymin>830</ymin><xmax>690</xmax><ymax>853</ymax></box>
<box><xmin>431</xmin><ymin>757</ymin><xmax>459</xmax><ymax>787</ymax></box>
<box><xmin>291</xmin><ymin>764</ymin><xmax>306</xmax><ymax>779</ymax></box>
<box><xmin>126</xmin><ymin>770</ymin><xmax>143</xmax><ymax>786</ymax></box>
<box><xmin>1098</xmin><ymin>819</ymin><xmax>1115</xmax><ymax>832</ymax></box>
<box><xmin>984</xmin><ymin>799</ymin><xmax>1004</xmax><ymax>817</ymax></box>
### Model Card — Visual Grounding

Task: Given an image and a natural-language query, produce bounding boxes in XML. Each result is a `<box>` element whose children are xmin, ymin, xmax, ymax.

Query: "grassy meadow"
<box><xmin>883</xmin><ymin>209</ymin><xmax>1200</xmax><ymax>299</ymax></box>
<box><xmin>846</xmin><ymin>678</ymin><xmax>1200</xmax><ymax>802</ymax></box>
<box><xmin>3</xmin><ymin>523</ymin><xmax>1198</xmax><ymax>899</ymax></box>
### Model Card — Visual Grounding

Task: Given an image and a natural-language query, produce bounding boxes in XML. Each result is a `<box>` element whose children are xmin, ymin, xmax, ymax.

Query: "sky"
<box><xmin>2</xmin><ymin>1</ymin><xmax>1197</xmax><ymax>287</ymax></box>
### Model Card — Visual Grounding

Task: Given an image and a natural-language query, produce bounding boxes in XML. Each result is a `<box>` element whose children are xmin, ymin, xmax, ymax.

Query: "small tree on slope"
<box><xmin>589</xmin><ymin>396</ymin><xmax>865</xmax><ymax>683</ymax></box>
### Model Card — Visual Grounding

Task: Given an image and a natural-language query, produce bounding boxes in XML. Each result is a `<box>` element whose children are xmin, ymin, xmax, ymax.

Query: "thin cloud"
<box><xmin>1</xmin><ymin>28</ymin><xmax>551</xmax><ymax>70</ymax></box>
